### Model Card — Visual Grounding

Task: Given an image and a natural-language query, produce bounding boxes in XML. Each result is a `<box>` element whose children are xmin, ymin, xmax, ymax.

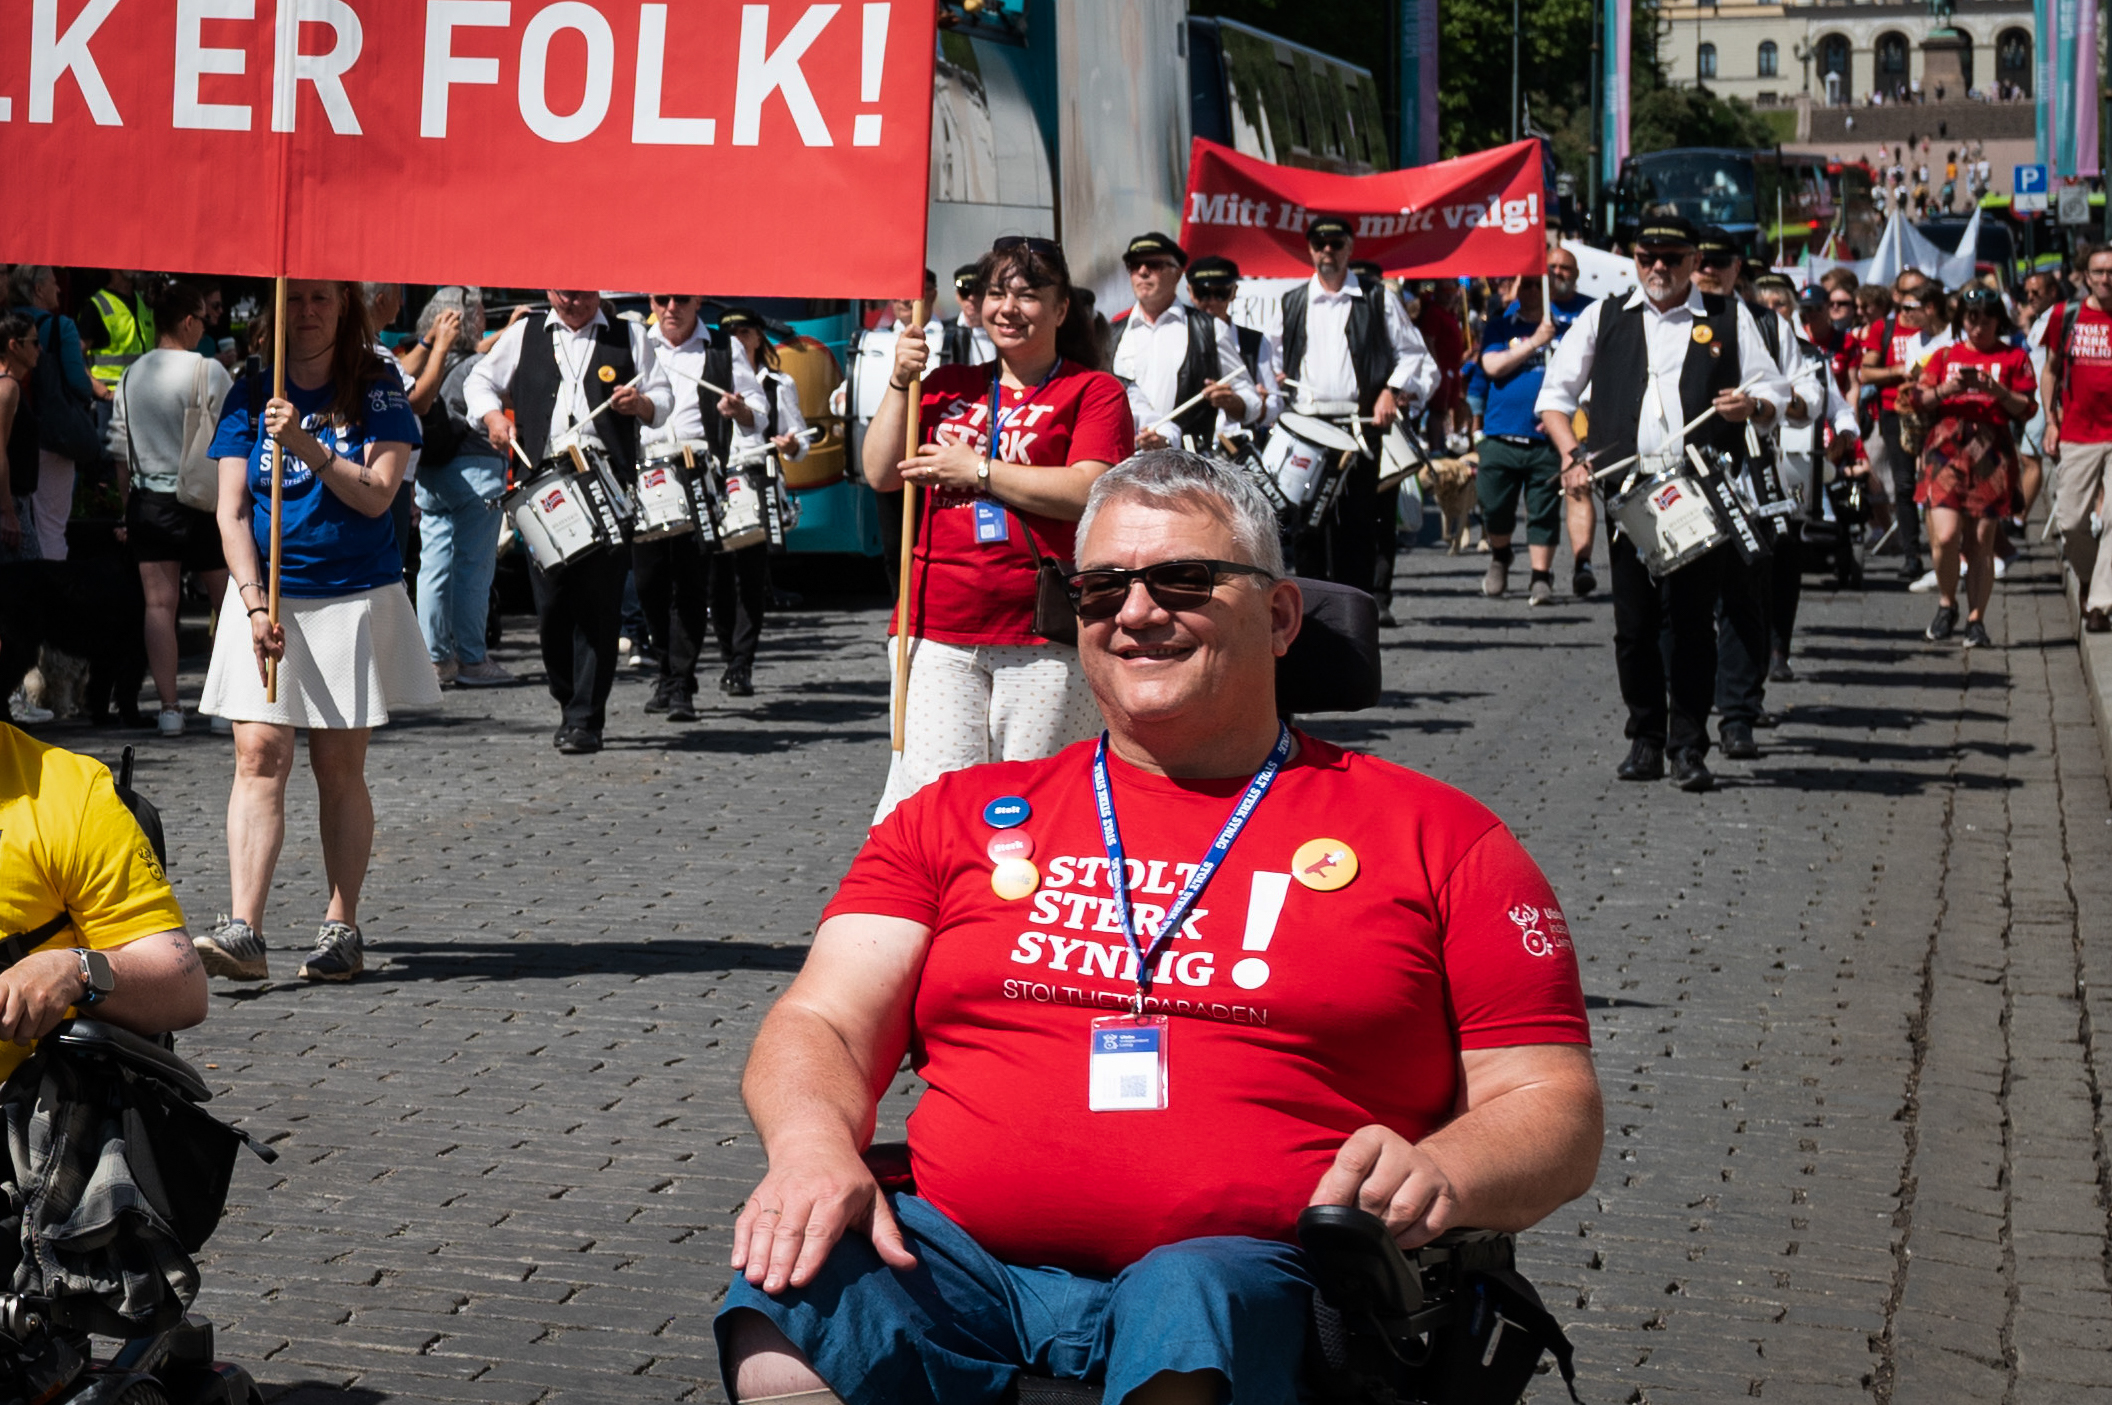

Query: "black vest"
<box><xmin>942</xmin><ymin>318</ymin><xmax>977</xmax><ymax>367</ymax></box>
<box><xmin>1279</xmin><ymin>281</ymin><xmax>1396</xmax><ymax>413</ymax></box>
<box><xmin>514</xmin><ymin>317</ymin><xmax>642</xmax><ymax>473</ymax></box>
<box><xmin>681</xmin><ymin>343</ymin><xmax>737</xmax><ymax>462</ymax></box>
<box><xmin>1112</xmin><ymin>306</ymin><xmax>1222</xmax><ymax>443</ymax></box>
<box><xmin>1235</xmin><ymin>324</ymin><xmax>1264</xmax><ymax>382</ymax></box>
<box><xmin>1584</xmin><ymin>291</ymin><xmax>1744</xmax><ymax>477</ymax></box>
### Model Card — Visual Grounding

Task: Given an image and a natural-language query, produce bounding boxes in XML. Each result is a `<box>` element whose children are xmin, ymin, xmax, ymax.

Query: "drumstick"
<box><xmin>1148</xmin><ymin>380</ymin><xmax>1228</xmax><ymax>437</ymax></box>
<box><xmin>662</xmin><ymin>363</ymin><xmax>740</xmax><ymax>401</ymax></box>
<box><xmin>1585</xmin><ymin>374</ymin><xmax>1770</xmax><ymax>484</ymax></box>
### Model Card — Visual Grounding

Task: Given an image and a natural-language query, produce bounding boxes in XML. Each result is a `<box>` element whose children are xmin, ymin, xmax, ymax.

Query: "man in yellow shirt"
<box><xmin>0</xmin><ymin>723</ymin><xmax>208</xmax><ymax>1077</ymax></box>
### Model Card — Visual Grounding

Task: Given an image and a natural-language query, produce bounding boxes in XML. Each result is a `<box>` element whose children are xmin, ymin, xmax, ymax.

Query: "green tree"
<box><xmin>1630</xmin><ymin>85</ymin><xmax>1782</xmax><ymax>152</ymax></box>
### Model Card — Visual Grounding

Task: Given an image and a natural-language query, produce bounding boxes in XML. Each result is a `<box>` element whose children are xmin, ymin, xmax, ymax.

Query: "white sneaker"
<box><xmin>434</xmin><ymin>657</ymin><xmax>460</xmax><ymax>685</ymax></box>
<box><xmin>157</xmin><ymin>707</ymin><xmax>185</xmax><ymax>737</ymax></box>
<box><xmin>1907</xmin><ymin>567</ymin><xmax>1941</xmax><ymax>593</ymax></box>
<box><xmin>7</xmin><ymin>690</ymin><xmax>53</xmax><ymax>725</ymax></box>
<box><xmin>210</xmin><ymin>714</ymin><xmax>233</xmax><ymax>736</ymax></box>
<box><xmin>454</xmin><ymin>659</ymin><xmax>514</xmax><ymax>687</ymax></box>
<box><xmin>1992</xmin><ymin>553</ymin><xmax>2011</xmax><ymax>581</ymax></box>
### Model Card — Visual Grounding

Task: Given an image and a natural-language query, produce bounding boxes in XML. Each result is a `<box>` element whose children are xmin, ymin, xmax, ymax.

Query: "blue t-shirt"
<box><xmin>1478</xmin><ymin>294</ymin><xmax>1595</xmax><ymax>440</ymax></box>
<box><xmin>208</xmin><ymin>373</ymin><xmax>422</xmax><ymax>597</ymax></box>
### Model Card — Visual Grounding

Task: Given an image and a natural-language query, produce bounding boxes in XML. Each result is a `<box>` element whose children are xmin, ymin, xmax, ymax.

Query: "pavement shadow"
<box><xmin>1798</xmin><ymin>667</ymin><xmax>1991</xmax><ymax>690</ymax></box>
<box><xmin>261</xmin><ymin>1386</ymin><xmax>389</xmax><ymax>1404</ymax></box>
<box><xmin>361</xmin><ymin>937</ymin><xmax>814</xmax><ymax>982</ymax></box>
<box><xmin>1740</xmin><ymin>764</ymin><xmax>2023</xmax><ymax>796</ymax></box>
<box><xmin>608</xmin><ymin>728</ymin><xmax>890</xmax><ymax>754</ymax></box>
<box><xmin>1789</xmin><ymin>703</ymin><xmax>2010</xmax><ymax>729</ymax></box>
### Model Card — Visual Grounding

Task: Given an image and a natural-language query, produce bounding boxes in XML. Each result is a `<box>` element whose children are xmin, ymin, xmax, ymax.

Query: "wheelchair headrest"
<box><xmin>1276</xmin><ymin>578</ymin><xmax>1382</xmax><ymax>715</ymax></box>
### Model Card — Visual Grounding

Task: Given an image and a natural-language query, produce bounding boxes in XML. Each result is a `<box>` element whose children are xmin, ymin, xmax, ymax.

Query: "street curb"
<box><xmin>2065</xmin><ymin>564</ymin><xmax>2112</xmax><ymax>797</ymax></box>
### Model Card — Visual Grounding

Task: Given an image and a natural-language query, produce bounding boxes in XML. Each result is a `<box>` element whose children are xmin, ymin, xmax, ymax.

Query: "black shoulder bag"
<box><xmin>985</xmin><ymin>368</ymin><xmax>1076</xmax><ymax>646</ymax></box>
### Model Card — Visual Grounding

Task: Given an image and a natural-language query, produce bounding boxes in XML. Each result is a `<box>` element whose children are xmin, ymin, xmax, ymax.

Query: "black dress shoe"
<box><xmin>1720</xmin><ymin>722</ymin><xmax>1760</xmax><ymax>759</ymax></box>
<box><xmin>1616</xmin><ymin>739</ymin><xmax>1665</xmax><ymax>781</ymax></box>
<box><xmin>722</xmin><ymin>667</ymin><xmax>754</xmax><ymax>698</ymax></box>
<box><xmin>642</xmin><ymin>679</ymin><xmax>672</xmax><ymax>714</ymax></box>
<box><xmin>1377</xmin><ymin>604</ymin><xmax>1400</xmax><ymax>628</ymax></box>
<box><xmin>1670</xmin><ymin>751</ymin><xmax>1714</xmax><ymax>792</ymax></box>
<box><xmin>556</xmin><ymin>727</ymin><xmax>603</xmax><ymax>755</ymax></box>
<box><xmin>1768</xmin><ymin>654</ymin><xmax>1795</xmax><ymax>683</ymax></box>
<box><xmin>666</xmin><ymin>688</ymin><xmax>699</xmax><ymax>722</ymax></box>
<box><xmin>1752</xmin><ymin>709</ymin><xmax>1782</xmax><ymax>729</ymax></box>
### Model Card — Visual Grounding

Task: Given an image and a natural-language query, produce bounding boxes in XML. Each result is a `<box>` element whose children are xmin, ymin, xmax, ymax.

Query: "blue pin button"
<box><xmin>983</xmin><ymin>796</ymin><xmax>1031</xmax><ymax>829</ymax></box>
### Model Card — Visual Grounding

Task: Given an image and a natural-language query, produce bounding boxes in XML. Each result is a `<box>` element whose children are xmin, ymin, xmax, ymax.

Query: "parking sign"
<box><xmin>2016</xmin><ymin>164</ymin><xmax>2050</xmax><ymax>212</ymax></box>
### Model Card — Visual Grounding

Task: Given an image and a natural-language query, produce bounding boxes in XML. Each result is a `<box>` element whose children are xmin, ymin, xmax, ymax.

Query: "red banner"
<box><xmin>0</xmin><ymin>0</ymin><xmax>934</xmax><ymax>296</ymax></box>
<box><xmin>1179</xmin><ymin>137</ymin><xmax>1548</xmax><ymax>280</ymax></box>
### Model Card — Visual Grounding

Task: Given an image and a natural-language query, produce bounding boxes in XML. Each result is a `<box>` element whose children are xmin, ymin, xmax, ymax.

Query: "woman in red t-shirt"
<box><xmin>1904</xmin><ymin>285</ymin><xmax>2038</xmax><ymax>646</ymax></box>
<box><xmin>861</xmin><ymin>238</ymin><xmax>1135</xmax><ymax>821</ymax></box>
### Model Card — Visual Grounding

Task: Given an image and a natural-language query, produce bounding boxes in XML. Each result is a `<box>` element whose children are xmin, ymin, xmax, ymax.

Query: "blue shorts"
<box><xmin>715</xmin><ymin>1193</ymin><xmax>1311</xmax><ymax>1405</ymax></box>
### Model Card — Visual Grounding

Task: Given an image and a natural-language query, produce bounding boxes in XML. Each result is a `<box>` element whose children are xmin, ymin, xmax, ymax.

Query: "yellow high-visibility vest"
<box><xmin>87</xmin><ymin>289</ymin><xmax>155</xmax><ymax>385</ymax></box>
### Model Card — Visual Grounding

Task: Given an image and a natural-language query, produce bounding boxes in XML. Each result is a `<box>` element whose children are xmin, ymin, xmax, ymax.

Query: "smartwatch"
<box><xmin>74</xmin><ymin>948</ymin><xmax>115</xmax><ymax>1007</ymax></box>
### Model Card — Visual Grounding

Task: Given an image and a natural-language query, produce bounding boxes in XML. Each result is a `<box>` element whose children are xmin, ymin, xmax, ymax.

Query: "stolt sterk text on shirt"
<box><xmin>207</xmin><ymin>373</ymin><xmax>424</xmax><ymax>597</ymax></box>
<box><xmin>821</xmin><ymin>732</ymin><xmax>1591</xmax><ymax>1274</ymax></box>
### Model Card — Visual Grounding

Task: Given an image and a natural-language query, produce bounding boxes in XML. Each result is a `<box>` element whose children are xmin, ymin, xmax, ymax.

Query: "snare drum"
<box><xmin>632</xmin><ymin>441</ymin><xmax>706</xmax><ymax>542</ymax></box>
<box><xmin>1263</xmin><ymin>412</ymin><xmax>1362</xmax><ymax>522</ymax></box>
<box><xmin>1608</xmin><ymin>469</ymin><xmax>1729</xmax><ymax>580</ymax></box>
<box><xmin>502</xmin><ymin>459</ymin><xmax>613</xmax><ymax>574</ymax></box>
<box><xmin>712</xmin><ymin>455</ymin><xmax>772</xmax><ymax>552</ymax></box>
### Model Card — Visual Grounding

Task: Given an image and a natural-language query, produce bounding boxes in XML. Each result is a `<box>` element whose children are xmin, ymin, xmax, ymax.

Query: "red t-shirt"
<box><xmin>821</xmin><ymin>734</ymin><xmax>1592</xmax><ymax>1274</ymax></box>
<box><xmin>1873</xmin><ymin>317</ymin><xmax>1922</xmax><ymax>413</ymax></box>
<box><xmin>1919</xmin><ymin>342</ymin><xmax>2036</xmax><ymax>430</ymax></box>
<box><xmin>898</xmin><ymin>361</ymin><xmax>1133</xmax><ymax>647</ymax></box>
<box><xmin>2043</xmin><ymin>301</ymin><xmax>2112</xmax><ymax>443</ymax></box>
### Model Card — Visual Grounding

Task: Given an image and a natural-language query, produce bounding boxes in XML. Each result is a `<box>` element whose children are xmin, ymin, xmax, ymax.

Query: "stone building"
<box><xmin>1658</xmin><ymin>0</ymin><xmax>2036</xmax><ymax>108</ymax></box>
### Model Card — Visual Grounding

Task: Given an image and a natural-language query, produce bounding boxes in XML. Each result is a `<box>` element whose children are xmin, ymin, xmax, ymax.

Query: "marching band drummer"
<box><xmin>846</xmin><ymin>272</ymin><xmax>946</xmax><ymax>598</ymax></box>
<box><xmin>1275</xmin><ymin>215</ymin><xmax>1438</xmax><ymax>593</ymax></box>
<box><xmin>1185</xmin><ymin>255</ymin><xmax>1282</xmax><ymax>439</ymax></box>
<box><xmin>1109</xmin><ymin>232</ymin><xmax>1260</xmax><ymax>453</ymax></box>
<box><xmin>941</xmin><ymin>265</ymin><xmax>998</xmax><ymax>369</ymax></box>
<box><xmin>639</xmin><ymin>294</ymin><xmax>769</xmax><ymax>723</ymax></box>
<box><xmin>464</xmin><ymin>289</ymin><xmax>673</xmax><ymax>756</ymax></box>
<box><xmin>1536</xmin><ymin>214</ymin><xmax>1788</xmax><ymax>795</ymax></box>
<box><xmin>714</xmin><ymin>308</ymin><xmax>809</xmax><ymax>699</ymax></box>
<box><xmin>863</xmin><ymin>236</ymin><xmax>1133</xmax><ymax>824</ymax></box>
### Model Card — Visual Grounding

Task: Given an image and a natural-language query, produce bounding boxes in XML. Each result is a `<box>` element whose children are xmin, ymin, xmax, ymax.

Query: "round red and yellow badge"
<box><xmin>597</xmin><ymin>364</ymin><xmax>618</xmax><ymax>383</ymax></box>
<box><xmin>991</xmin><ymin>857</ymin><xmax>1040</xmax><ymax>900</ymax></box>
<box><xmin>1291</xmin><ymin>838</ymin><xmax>1358</xmax><ymax>892</ymax></box>
<box><xmin>1691</xmin><ymin>324</ymin><xmax>1714</xmax><ymax>345</ymax></box>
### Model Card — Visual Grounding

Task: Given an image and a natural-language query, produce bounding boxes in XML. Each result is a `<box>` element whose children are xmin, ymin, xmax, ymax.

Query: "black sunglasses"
<box><xmin>1635</xmin><ymin>249</ymin><xmax>1691</xmax><ymax>268</ymax></box>
<box><xmin>1312</xmin><ymin>237</ymin><xmax>1349</xmax><ymax>252</ymax></box>
<box><xmin>1698</xmin><ymin>253</ymin><xmax>1738</xmax><ymax>270</ymax></box>
<box><xmin>1065</xmin><ymin>559</ymin><xmax>1274</xmax><ymax>621</ymax></box>
<box><xmin>993</xmin><ymin>236</ymin><xmax>1066</xmax><ymax>264</ymax></box>
<box><xmin>649</xmin><ymin>294</ymin><xmax>694</xmax><ymax>306</ymax></box>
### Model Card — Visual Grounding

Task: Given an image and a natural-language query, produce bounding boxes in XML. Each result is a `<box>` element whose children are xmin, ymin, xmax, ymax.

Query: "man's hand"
<box><xmin>1713</xmin><ymin>388</ymin><xmax>1756</xmax><ymax>424</ymax></box>
<box><xmin>731</xmin><ymin>1136</ymin><xmax>918</xmax><ymax>1294</ymax></box>
<box><xmin>91</xmin><ymin>380</ymin><xmax>114</xmax><ymax>403</ymax></box>
<box><xmin>1203</xmin><ymin>379</ymin><xmax>1244</xmax><ymax>412</ymax></box>
<box><xmin>609</xmin><ymin>384</ymin><xmax>648</xmax><ymax>419</ymax></box>
<box><xmin>1309</xmin><ymin>1124</ymin><xmax>1463</xmax><ymax>1250</ymax></box>
<box><xmin>1371</xmin><ymin>387</ymin><xmax>1402</xmax><ymax>432</ymax></box>
<box><xmin>1559</xmin><ymin>447</ymin><xmax>1593</xmax><ymax>495</ymax></box>
<box><xmin>2044</xmin><ymin>421</ymin><xmax>2061</xmax><ymax>458</ymax></box>
<box><xmin>1135</xmin><ymin>426</ymin><xmax>1171</xmax><ymax>452</ymax></box>
<box><xmin>483</xmin><ymin>412</ymin><xmax>517</xmax><ymax>455</ymax></box>
<box><xmin>719</xmin><ymin>392</ymin><xmax>756</xmax><ymax>430</ymax></box>
<box><xmin>0</xmin><ymin>950</ymin><xmax>88</xmax><ymax>1047</ymax></box>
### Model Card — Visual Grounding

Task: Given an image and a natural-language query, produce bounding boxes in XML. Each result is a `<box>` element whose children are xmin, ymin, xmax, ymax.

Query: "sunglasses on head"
<box><xmin>993</xmin><ymin>236</ymin><xmax>1066</xmax><ymax>265</ymax></box>
<box><xmin>1065</xmin><ymin>559</ymin><xmax>1274</xmax><ymax>621</ymax></box>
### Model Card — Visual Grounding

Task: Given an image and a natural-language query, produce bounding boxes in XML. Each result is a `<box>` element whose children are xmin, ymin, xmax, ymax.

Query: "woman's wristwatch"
<box><xmin>976</xmin><ymin>458</ymin><xmax>992</xmax><ymax>491</ymax></box>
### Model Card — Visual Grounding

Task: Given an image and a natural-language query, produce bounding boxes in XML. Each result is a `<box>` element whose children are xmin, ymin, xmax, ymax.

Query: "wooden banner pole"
<box><xmin>265</xmin><ymin>275</ymin><xmax>287</xmax><ymax>703</ymax></box>
<box><xmin>889</xmin><ymin>298</ymin><xmax>929</xmax><ymax>754</ymax></box>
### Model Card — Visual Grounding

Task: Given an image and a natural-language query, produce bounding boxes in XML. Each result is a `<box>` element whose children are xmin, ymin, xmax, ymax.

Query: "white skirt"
<box><xmin>202</xmin><ymin>582</ymin><xmax>441</xmax><ymax>729</ymax></box>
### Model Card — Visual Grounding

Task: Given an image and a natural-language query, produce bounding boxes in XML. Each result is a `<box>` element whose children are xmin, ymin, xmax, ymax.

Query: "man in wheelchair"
<box><xmin>718</xmin><ymin>453</ymin><xmax>1603</xmax><ymax>1405</ymax></box>
<box><xmin>0</xmin><ymin>723</ymin><xmax>207</xmax><ymax>1065</ymax></box>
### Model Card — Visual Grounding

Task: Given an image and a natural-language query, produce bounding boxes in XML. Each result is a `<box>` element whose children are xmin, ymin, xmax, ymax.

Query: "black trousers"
<box><xmin>632</xmin><ymin>536</ymin><xmax>708</xmax><ymax>689</ymax></box>
<box><xmin>1372</xmin><ymin>483</ymin><xmax>1402</xmax><ymax>601</ymax></box>
<box><xmin>1712</xmin><ymin>548</ymin><xmax>1774</xmax><ymax>728</ymax></box>
<box><xmin>710</xmin><ymin>543</ymin><xmax>770</xmax><ymax>673</ymax></box>
<box><xmin>1609</xmin><ymin>527</ymin><xmax>1730</xmax><ymax>757</ymax></box>
<box><xmin>1770</xmin><ymin>529</ymin><xmax>1803</xmax><ymax>659</ymax></box>
<box><xmin>1879</xmin><ymin>411</ymin><xmax>1923</xmax><ymax>565</ymax></box>
<box><xmin>1295</xmin><ymin>455</ymin><xmax>1378</xmax><ymax>592</ymax></box>
<box><xmin>529</xmin><ymin>548</ymin><xmax>624</xmax><ymax>733</ymax></box>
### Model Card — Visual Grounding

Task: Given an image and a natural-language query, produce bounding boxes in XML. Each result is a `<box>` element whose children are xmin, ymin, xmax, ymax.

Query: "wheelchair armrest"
<box><xmin>1297</xmin><ymin>1204</ymin><xmax>1428</xmax><ymax>1324</ymax></box>
<box><xmin>50</xmin><ymin>1018</ymin><xmax>213</xmax><ymax>1105</ymax></box>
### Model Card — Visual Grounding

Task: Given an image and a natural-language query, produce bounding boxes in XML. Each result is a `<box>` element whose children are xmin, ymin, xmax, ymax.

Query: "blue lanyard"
<box><xmin>986</xmin><ymin>360</ymin><xmax>1063</xmax><ymax>464</ymax></box>
<box><xmin>1091</xmin><ymin>723</ymin><xmax>1292</xmax><ymax>1007</ymax></box>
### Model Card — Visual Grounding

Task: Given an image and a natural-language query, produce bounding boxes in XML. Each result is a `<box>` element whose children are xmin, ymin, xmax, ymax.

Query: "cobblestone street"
<box><xmin>55</xmin><ymin>537</ymin><xmax>2111</xmax><ymax>1404</ymax></box>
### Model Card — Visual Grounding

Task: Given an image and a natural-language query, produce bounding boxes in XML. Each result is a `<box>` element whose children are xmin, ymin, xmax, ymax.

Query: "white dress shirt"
<box><xmin>851</xmin><ymin>319</ymin><xmax>944</xmax><ymax>424</ymax></box>
<box><xmin>732</xmin><ymin>341</ymin><xmax>811</xmax><ymax>462</ymax></box>
<box><xmin>954</xmin><ymin>314</ymin><xmax>997</xmax><ymax>368</ymax></box>
<box><xmin>1111</xmin><ymin>300</ymin><xmax>1260</xmax><ymax>435</ymax></box>
<box><xmin>463</xmin><ymin>309</ymin><xmax>673</xmax><ymax>453</ymax></box>
<box><xmin>1533</xmin><ymin>284</ymin><xmax>1790</xmax><ymax>465</ymax></box>
<box><xmin>1279</xmin><ymin>273</ymin><xmax>1437</xmax><ymax>413</ymax></box>
<box><xmin>643</xmin><ymin>322</ymin><xmax>769</xmax><ymax>447</ymax></box>
<box><xmin>1218</xmin><ymin>319</ymin><xmax>1283</xmax><ymax>437</ymax></box>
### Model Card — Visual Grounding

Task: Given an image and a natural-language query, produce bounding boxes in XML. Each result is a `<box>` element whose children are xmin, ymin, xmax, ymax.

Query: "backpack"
<box><xmin>26</xmin><ymin>311</ymin><xmax>100</xmax><ymax>464</ymax></box>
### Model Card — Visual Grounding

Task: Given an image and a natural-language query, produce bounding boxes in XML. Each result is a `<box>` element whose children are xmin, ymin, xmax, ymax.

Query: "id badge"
<box><xmin>972</xmin><ymin>498</ymin><xmax>1011</xmax><ymax>544</ymax></box>
<box><xmin>1088</xmin><ymin>1015</ymin><xmax>1169</xmax><ymax>1111</ymax></box>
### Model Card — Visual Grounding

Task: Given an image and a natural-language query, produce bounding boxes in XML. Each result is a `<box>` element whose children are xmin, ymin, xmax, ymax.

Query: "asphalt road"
<box><xmin>42</xmin><ymin>532</ymin><xmax>2108</xmax><ymax>1404</ymax></box>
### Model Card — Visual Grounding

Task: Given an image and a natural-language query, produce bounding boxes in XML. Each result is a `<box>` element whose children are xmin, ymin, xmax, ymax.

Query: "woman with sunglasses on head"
<box><xmin>1903</xmin><ymin>285</ymin><xmax>2036</xmax><ymax>648</ymax></box>
<box><xmin>195</xmin><ymin>279</ymin><xmax>439</xmax><ymax>985</ymax></box>
<box><xmin>863</xmin><ymin>237</ymin><xmax>1134</xmax><ymax>822</ymax></box>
